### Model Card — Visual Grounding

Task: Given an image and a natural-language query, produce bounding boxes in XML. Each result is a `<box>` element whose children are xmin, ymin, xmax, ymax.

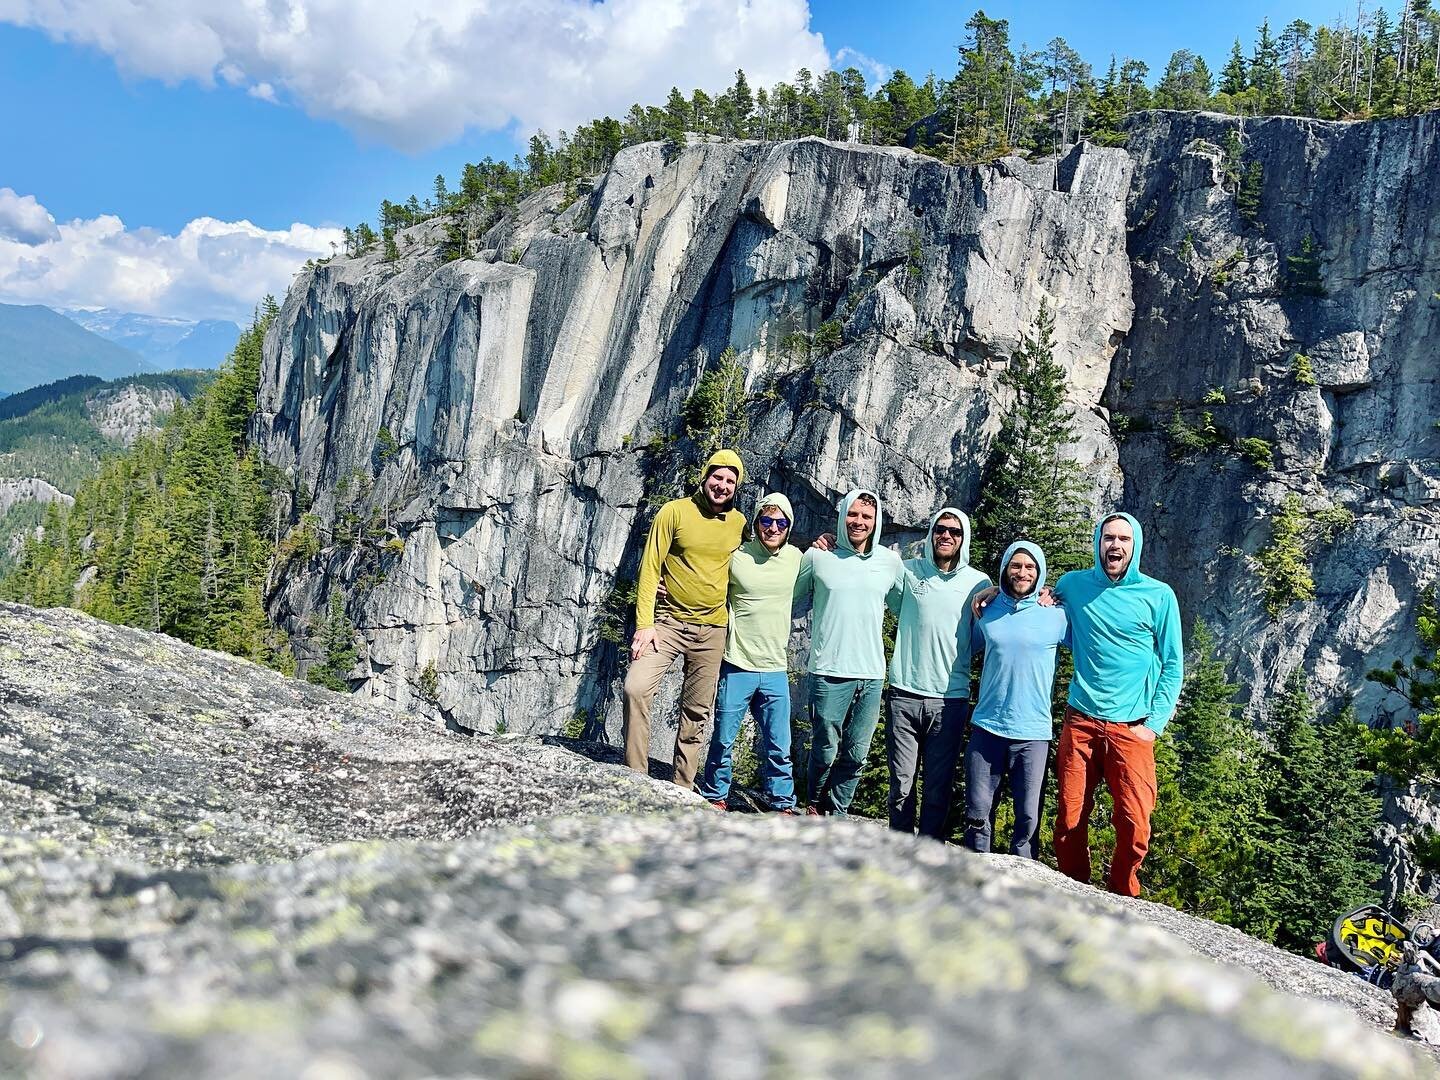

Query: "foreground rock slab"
<box><xmin>0</xmin><ymin>603</ymin><xmax>1433</xmax><ymax>1078</ymax></box>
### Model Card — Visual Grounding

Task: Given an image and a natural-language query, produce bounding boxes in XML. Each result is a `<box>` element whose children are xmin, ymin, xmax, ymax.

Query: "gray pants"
<box><xmin>886</xmin><ymin>690</ymin><xmax>968</xmax><ymax>839</ymax></box>
<box><xmin>963</xmin><ymin>725</ymin><xmax>1050</xmax><ymax>858</ymax></box>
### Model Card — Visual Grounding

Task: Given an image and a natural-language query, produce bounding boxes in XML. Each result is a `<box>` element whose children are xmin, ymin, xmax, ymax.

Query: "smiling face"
<box><xmin>845</xmin><ymin>497</ymin><xmax>876</xmax><ymax>552</ymax></box>
<box><xmin>755</xmin><ymin>504</ymin><xmax>790</xmax><ymax>553</ymax></box>
<box><xmin>931</xmin><ymin>514</ymin><xmax>962</xmax><ymax>569</ymax></box>
<box><xmin>703</xmin><ymin>466</ymin><xmax>738</xmax><ymax>511</ymax></box>
<box><xmin>1004</xmin><ymin>549</ymin><xmax>1039</xmax><ymax>597</ymax></box>
<box><xmin>1100</xmin><ymin>516</ymin><xmax>1134</xmax><ymax>580</ymax></box>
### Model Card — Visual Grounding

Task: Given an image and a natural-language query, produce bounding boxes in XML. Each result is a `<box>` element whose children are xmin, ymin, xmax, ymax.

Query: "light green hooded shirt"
<box><xmin>725</xmin><ymin>492</ymin><xmax>802</xmax><ymax>672</ymax></box>
<box><xmin>886</xmin><ymin>507</ymin><xmax>992</xmax><ymax>699</ymax></box>
<box><xmin>794</xmin><ymin>489</ymin><xmax>904</xmax><ymax>681</ymax></box>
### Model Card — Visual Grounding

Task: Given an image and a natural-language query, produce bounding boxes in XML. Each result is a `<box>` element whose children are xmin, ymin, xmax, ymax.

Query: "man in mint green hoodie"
<box><xmin>793</xmin><ymin>489</ymin><xmax>903</xmax><ymax>815</ymax></box>
<box><xmin>1052</xmin><ymin>512</ymin><xmax>1183</xmax><ymax>897</ymax></box>
<box><xmin>697</xmin><ymin>492</ymin><xmax>803</xmax><ymax>812</ymax></box>
<box><xmin>885</xmin><ymin>507</ymin><xmax>990</xmax><ymax>838</ymax></box>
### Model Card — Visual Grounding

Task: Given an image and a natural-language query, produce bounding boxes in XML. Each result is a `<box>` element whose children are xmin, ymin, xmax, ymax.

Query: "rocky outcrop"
<box><xmin>253</xmin><ymin>137</ymin><xmax>1133</xmax><ymax>738</ymax></box>
<box><xmin>0</xmin><ymin>477</ymin><xmax>71</xmax><ymax>519</ymax></box>
<box><xmin>84</xmin><ymin>381</ymin><xmax>183</xmax><ymax>444</ymax></box>
<box><xmin>0</xmin><ymin>601</ymin><xmax>1434</xmax><ymax>1078</ymax></box>
<box><xmin>1111</xmin><ymin>111</ymin><xmax>1440</xmax><ymax>721</ymax></box>
<box><xmin>251</xmin><ymin>114</ymin><xmax>1438</xmax><ymax>748</ymax></box>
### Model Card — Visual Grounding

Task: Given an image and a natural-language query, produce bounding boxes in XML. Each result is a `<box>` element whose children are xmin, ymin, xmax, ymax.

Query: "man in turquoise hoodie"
<box><xmin>697</xmin><ymin>492</ymin><xmax>803</xmax><ymax>812</ymax></box>
<box><xmin>793</xmin><ymin>489</ymin><xmax>903</xmax><ymax>816</ymax></box>
<box><xmin>965</xmin><ymin>540</ymin><xmax>1069</xmax><ymax>858</ymax></box>
<box><xmin>885</xmin><ymin>507</ymin><xmax>990</xmax><ymax>838</ymax></box>
<box><xmin>1052</xmin><ymin>513</ymin><xmax>1183</xmax><ymax>897</ymax></box>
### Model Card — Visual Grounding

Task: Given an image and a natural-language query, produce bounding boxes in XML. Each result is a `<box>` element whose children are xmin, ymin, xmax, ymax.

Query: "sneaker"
<box><xmin>804</xmin><ymin>805</ymin><xmax>821</xmax><ymax>817</ymax></box>
<box><xmin>775</xmin><ymin>807</ymin><xmax>797</xmax><ymax>816</ymax></box>
<box><xmin>708</xmin><ymin>799</ymin><xmax>728</xmax><ymax>811</ymax></box>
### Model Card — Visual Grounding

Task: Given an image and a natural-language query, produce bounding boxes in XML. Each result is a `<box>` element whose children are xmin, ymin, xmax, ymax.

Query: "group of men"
<box><xmin>621</xmin><ymin>450</ymin><xmax>1183</xmax><ymax>897</ymax></box>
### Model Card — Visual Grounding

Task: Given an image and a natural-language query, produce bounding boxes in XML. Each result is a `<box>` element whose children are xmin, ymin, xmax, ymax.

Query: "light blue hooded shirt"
<box><xmin>971</xmin><ymin>541</ymin><xmax>1071</xmax><ymax>741</ymax></box>
<box><xmin>793</xmin><ymin>489</ymin><xmax>904</xmax><ymax>681</ymax></box>
<box><xmin>887</xmin><ymin>508</ymin><xmax>991</xmax><ymax>699</ymax></box>
<box><xmin>1053</xmin><ymin>513</ymin><xmax>1184</xmax><ymax>735</ymax></box>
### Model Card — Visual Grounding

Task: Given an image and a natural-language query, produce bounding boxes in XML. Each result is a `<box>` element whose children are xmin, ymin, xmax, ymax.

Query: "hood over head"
<box><xmin>1092</xmin><ymin>512</ymin><xmax>1144</xmax><ymax>584</ymax></box>
<box><xmin>923</xmin><ymin>507</ymin><xmax>972</xmax><ymax>572</ymax></box>
<box><xmin>836</xmin><ymin>488</ymin><xmax>883</xmax><ymax>555</ymax></box>
<box><xmin>696</xmin><ymin>449</ymin><xmax>744</xmax><ymax>511</ymax></box>
<box><xmin>751</xmin><ymin>492</ymin><xmax>795</xmax><ymax>546</ymax></box>
<box><xmin>998</xmin><ymin>540</ymin><xmax>1047</xmax><ymax>607</ymax></box>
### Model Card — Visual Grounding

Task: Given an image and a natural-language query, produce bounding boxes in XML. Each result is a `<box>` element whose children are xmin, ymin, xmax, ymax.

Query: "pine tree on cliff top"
<box><xmin>973</xmin><ymin>300</ymin><xmax>1090</xmax><ymax>575</ymax></box>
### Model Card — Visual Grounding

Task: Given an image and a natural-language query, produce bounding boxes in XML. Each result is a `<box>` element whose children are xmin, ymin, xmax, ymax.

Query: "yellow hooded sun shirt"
<box><xmin>635</xmin><ymin>450</ymin><xmax>747</xmax><ymax>629</ymax></box>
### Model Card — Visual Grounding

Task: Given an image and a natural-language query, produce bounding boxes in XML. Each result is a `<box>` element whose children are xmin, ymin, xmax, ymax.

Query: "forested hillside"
<box><xmin>1</xmin><ymin>306</ymin><xmax>291</xmax><ymax>669</ymax></box>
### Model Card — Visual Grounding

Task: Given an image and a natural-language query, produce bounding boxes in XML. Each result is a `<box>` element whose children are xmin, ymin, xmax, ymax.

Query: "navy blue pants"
<box><xmin>963</xmin><ymin>725</ymin><xmax>1050</xmax><ymax>859</ymax></box>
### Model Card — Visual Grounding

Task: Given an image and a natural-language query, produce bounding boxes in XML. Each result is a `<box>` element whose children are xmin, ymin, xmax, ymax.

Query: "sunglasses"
<box><xmin>758</xmin><ymin>516</ymin><xmax>790</xmax><ymax>530</ymax></box>
<box><xmin>932</xmin><ymin>525</ymin><xmax>964</xmax><ymax>539</ymax></box>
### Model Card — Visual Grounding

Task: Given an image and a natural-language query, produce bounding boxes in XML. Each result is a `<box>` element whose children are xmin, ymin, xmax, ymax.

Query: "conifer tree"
<box><xmin>661</xmin><ymin>88</ymin><xmax>689</xmax><ymax>147</ymax></box>
<box><xmin>973</xmin><ymin>301</ymin><xmax>1090</xmax><ymax>574</ymax></box>
<box><xmin>1256</xmin><ymin>669</ymin><xmax>1380</xmax><ymax>952</ymax></box>
<box><xmin>1220</xmin><ymin>38</ymin><xmax>1249</xmax><ymax>97</ymax></box>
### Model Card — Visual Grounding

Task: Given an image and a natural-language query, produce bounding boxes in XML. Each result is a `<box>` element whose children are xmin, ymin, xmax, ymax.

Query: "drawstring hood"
<box><xmin>836</xmin><ymin>488</ymin><xmax>883</xmax><ymax>556</ymax></box>
<box><xmin>1092</xmin><ymin>512</ymin><xmax>1144</xmax><ymax>585</ymax></box>
<box><xmin>923</xmin><ymin>507</ymin><xmax>972</xmax><ymax>573</ymax></box>
<box><xmin>998</xmin><ymin>540</ymin><xmax>1048</xmax><ymax>608</ymax></box>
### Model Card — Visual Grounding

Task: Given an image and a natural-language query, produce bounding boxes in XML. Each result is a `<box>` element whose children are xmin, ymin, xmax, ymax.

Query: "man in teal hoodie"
<box><xmin>793</xmin><ymin>489</ymin><xmax>903</xmax><ymax>815</ymax></box>
<box><xmin>885</xmin><ymin>508</ymin><xmax>991</xmax><ymax>838</ymax></box>
<box><xmin>697</xmin><ymin>492</ymin><xmax>803</xmax><ymax>812</ymax></box>
<box><xmin>1052</xmin><ymin>513</ymin><xmax>1183</xmax><ymax>897</ymax></box>
<box><xmin>965</xmin><ymin>540</ymin><xmax>1069</xmax><ymax>858</ymax></box>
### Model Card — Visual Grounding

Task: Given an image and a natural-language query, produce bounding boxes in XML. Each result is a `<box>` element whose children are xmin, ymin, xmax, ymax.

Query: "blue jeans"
<box><xmin>808</xmin><ymin>675</ymin><xmax>883</xmax><ymax>815</ymax></box>
<box><xmin>697</xmin><ymin>663</ymin><xmax>796</xmax><ymax>809</ymax></box>
<box><xmin>963</xmin><ymin>724</ymin><xmax>1051</xmax><ymax>858</ymax></box>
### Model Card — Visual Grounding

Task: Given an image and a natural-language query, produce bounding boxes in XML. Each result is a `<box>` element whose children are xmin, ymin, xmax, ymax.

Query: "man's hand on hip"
<box><xmin>1134</xmin><ymin>725</ymin><xmax>1157</xmax><ymax>743</ymax></box>
<box><xmin>630</xmin><ymin>628</ymin><xmax>658</xmax><ymax>661</ymax></box>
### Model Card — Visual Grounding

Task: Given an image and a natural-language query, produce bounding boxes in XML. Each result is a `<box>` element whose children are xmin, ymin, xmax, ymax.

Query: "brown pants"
<box><xmin>1053</xmin><ymin>707</ymin><xmax>1158</xmax><ymax>898</ymax></box>
<box><xmin>622</xmin><ymin>617</ymin><xmax>726</xmax><ymax>788</ymax></box>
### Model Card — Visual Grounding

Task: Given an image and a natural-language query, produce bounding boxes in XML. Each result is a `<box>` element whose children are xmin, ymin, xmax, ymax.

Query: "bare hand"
<box><xmin>630</xmin><ymin>628</ymin><xmax>658</xmax><ymax>661</ymax></box>
<box><xmin>655</xmin><ymin>580</ymin><xmax>669</xmax><ymax>601</ymax></box>
<box><xmin>1037</xmin><ymin>586</ymin><xmax>1057</xmax><ymax>607</ymax></box>
<box><xmin>1133</xmin><ymin>725</ymin><xmax>1157</xmax><ymax>743</ymax></box>
<box><xmin>812</xmin><ymin>532</ymin><xmax>836</xmax><ymax>552</ymax></box>
<box><xmin>971</xmin><ymin>585</ymin><xmax>999</xmax><ymax>618</ymax></box>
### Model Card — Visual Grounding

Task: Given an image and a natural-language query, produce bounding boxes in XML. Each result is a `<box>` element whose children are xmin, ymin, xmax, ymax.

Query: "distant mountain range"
<box><xmin>0</xmin><ymin>303</ymin><xmax>239</xmax><ymax>394</ymax></box>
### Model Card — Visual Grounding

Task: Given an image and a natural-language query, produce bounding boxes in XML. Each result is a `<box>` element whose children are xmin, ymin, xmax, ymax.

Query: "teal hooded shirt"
<box><xmin>971</xmin><ymin>541</ymin><xmax>1070</xmax><ymax>741</ymax></box>
<box><xmin>793</xmin><ymin>489</ymin><xmax>903</xmax><ymax>681</ymax></box>
<box><xmin>886</xmin><ymin>507</ymin><xmax>991</xmax><ymax>699</ymax></box>
<box><xmin>1053</xmin><ymin>513</ymin><xmax>1184</xmax><ymax>734</ymax></box>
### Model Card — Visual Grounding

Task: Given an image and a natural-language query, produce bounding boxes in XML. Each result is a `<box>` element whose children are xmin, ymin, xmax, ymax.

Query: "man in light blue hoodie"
<box><xmin>1052</xmin><ymin>513</ymin><xmax>1183</xmax><ymax>897</ymax></box>
<box><xmin>793</xmin><ymin>489</ymin><xmax>903</xmax><ymax>816</ymax></box>
<box><xmin>885</xmin><ymin>508</ymin><xmax>990</xmax><ymax>838</ymax></box>
<box><xmin>965</xmin><ymin>540</ymin><xmax>1069</xmax><ymax>858</ymax></box>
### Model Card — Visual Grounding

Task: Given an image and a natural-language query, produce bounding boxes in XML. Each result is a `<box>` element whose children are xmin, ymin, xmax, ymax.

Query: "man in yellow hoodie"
<box><xmin>624</xmin><ymin>450</ymin><xmax>748</xmax><ymax>786</ymax></box>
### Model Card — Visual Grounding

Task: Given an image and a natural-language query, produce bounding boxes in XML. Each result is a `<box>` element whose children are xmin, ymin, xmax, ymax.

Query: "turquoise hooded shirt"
<box><xmin>793</xmin><ymin>489</ymin><xmax>904</xmax><ymax>681</ymax></box>
<box><xmin>971</xmin><ymin>541</ymin><xmax>1071</xmax><ymax>741</ymax></box>
<box><xmin>887</xmin><ymin>507</ymin><xmax>991</xmax><ymax>699</ymax></box>
<box><xmin>1052</xmin><ymin>513</ymin><xmax>1184</xmax><ymax>734</ymax></box>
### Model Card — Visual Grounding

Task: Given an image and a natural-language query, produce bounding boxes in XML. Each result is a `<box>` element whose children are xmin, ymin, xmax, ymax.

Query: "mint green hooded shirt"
<box><xmin>886</xmin><ymin>507</ymin><xmax>991</xmax><ymax>699</ymax></box>
<box><xmin>725</xmin><ymin>492</ymin><xmax>802</xmax><ymax>672</ymax></box>
<box><xmin>793</xmin><ymin>489</ymin><xmax>904</xmax><ymax>681</ymax></box>
<box><xmin>1053</xmin><ymin>513</ymin><xmax>1184</xmax><ymax>734</ymax></box>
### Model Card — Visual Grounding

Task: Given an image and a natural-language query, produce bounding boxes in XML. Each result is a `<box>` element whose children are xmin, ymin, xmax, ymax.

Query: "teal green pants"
<box><xmin>807</xmin><ymin>675</ymin><xmax>883</xmax><ymax>814</ymax></box>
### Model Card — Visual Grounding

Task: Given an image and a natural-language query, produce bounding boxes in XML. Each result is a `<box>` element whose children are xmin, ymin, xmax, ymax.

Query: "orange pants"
<box><xmin>1053</xmin><ymin>707</ymin><xmax>1158</xmax><ymax>897</ymax></box>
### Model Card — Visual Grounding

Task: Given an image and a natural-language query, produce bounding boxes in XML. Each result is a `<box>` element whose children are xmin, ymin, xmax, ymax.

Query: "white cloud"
<box><xmin>0</xmin><ymin>187</ymin><xmax>61</xmax><ymax>245</ymax></box>
<box><xmin>834</xmin><ymin>47</ymin><xmax>891</xmax><ymax>92</ymax></box>
<box><xmin>1</xmin><ymin>0</ymin><xmax>832</xmax><ymax>151</ymax></box>
<box><xmin>0</xmin><ymin>192</ymin><xmax>343</xmax><ymax>322</ymax></box>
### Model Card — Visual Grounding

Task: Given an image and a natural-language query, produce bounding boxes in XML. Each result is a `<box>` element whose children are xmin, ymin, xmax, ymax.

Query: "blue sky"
<box><xmin>0</xmin><ymin>0</ymin><xmax>1365</xmax><ymax>319</ymax></box>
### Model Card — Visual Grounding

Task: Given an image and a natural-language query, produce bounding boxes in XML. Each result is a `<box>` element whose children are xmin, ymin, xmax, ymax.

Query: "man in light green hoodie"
<box><xmin>793</xmin><ymin>489</ymin><xmax>904</xmax><ymax>816</ymax></box>
<box><xmin>696</xmin><ymin>492</ymin><xmax>803</xmax><ymax>812</ymax></box>
<box><xmin>885</xmin><ymin>507</ymin><xmax>991</xmax><ymax>838</ymax></box>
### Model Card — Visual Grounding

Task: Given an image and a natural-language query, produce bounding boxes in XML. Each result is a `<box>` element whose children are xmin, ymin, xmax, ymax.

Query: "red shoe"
<box><xmin>708</xmin><ymin>799</ymin><xmax>728</xmax><ymax>811</ymax></box>
<box><xmin>776</xmin><ymin>808</ymin><xmax>798</xmax><ymax>816</ymax></box>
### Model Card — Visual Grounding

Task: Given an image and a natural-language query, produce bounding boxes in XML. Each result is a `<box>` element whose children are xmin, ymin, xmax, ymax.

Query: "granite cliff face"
<box><xmin>0</xmin><ymin>601</ymin><xmax>1433</xmax><ymax>1078</ymax></box>
<box><xmin>250</xmin><ymin>112</ymin><xmax>1439</xmax><ymax>755</ymax></box>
